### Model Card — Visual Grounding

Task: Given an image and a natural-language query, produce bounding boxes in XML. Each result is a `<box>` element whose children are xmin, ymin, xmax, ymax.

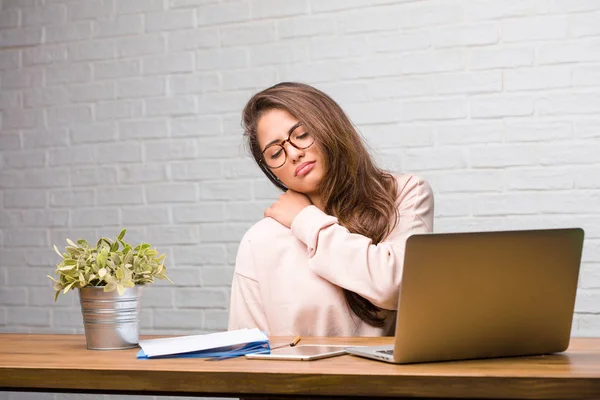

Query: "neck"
<box><xmin>308</xmin><ymin>194</ymin><xmax>325</xmax><ymax>212</ymax></box>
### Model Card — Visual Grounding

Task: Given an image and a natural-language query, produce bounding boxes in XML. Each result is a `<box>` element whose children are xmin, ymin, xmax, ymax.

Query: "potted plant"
<box><xmin>48</xmin><ymin>229</ymin><xmax>172</xmax><ymax>350</ymax></box>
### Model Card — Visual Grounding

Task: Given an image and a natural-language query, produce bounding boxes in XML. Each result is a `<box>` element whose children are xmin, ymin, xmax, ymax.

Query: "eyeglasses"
<box><xmin>261</xmin><ymin>130</ymin><xmax>315</xmax><ymax>169</ymax></box>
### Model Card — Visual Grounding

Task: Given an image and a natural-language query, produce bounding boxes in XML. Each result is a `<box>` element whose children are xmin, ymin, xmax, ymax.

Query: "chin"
<box><xmin>289</xmin><ymin>176</ymin><xmax>321</xmax><ymax>195</ymax></box>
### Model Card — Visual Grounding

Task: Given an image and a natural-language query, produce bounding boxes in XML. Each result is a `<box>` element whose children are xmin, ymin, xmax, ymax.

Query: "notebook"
<box><xmin>136</xmin><ymin>328</ymin><xmax>269</xmax><ymax>360</ymax></box>
<box><xmin>346</xmin><ymin>228</ymin><xmax>584</xmax><ymax>364</ymax></box>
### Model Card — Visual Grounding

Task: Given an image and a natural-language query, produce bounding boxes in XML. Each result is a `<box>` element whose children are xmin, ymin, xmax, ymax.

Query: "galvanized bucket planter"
<box><xmin>78</xmin><ymin>286</ymin><xmax>141</xmax><ymax>350</ymax></box>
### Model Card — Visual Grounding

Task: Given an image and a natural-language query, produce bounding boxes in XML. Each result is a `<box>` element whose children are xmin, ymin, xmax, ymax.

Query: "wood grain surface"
<box><xmin>1</xmin><ymin>334</ymin><xmax>600</xmax><ymax>399</ymax></box>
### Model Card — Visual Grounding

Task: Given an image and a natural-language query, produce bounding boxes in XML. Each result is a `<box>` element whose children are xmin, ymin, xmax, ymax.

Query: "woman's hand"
<box><xmin>264</xmin><ymin>190</ymin><xmax>312</xmax><ymax>228</ymax></box>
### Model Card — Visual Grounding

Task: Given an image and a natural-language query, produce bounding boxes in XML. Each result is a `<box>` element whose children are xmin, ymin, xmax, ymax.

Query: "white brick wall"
<box><xmin>0</xmin><ymin>0</ymin><xmax>599</xmax><ymax>389</ymax></box>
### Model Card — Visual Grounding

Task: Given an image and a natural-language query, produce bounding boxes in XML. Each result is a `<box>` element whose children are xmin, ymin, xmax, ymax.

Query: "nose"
<box><xmin>284</xmin><ymin>141</ymin><xmax>304</xmax><ymax>164</ymax></box>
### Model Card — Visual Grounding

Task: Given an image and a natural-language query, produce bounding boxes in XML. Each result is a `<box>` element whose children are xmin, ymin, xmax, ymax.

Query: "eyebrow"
<box><xmin>262</xmin><ymin>122</ymin><xmax>303</xmax><ymax>151</ymax></box>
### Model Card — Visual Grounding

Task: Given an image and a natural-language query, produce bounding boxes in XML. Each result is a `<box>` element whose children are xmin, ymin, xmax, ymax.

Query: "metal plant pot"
<box><xmin>78</xmin><ymin>286</ymin><xmax>141</xmax><ymax>350</ymax></box>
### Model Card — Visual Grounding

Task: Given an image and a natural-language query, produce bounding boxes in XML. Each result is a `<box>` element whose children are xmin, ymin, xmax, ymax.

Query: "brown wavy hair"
<box><xmin>242</xmin><ymin>82</ymin><xmax>399</xmax><ymax>327</ymax></box>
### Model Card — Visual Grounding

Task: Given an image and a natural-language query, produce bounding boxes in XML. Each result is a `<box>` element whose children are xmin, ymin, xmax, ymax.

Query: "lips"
<box><xmin>295</xmin><ymin>161</ymin><xmax>315</xmax><ymax>177</ymax></box>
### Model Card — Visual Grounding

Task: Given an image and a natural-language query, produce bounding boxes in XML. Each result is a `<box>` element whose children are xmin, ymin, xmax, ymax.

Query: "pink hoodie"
<box><xmin>228</xmin><ymin>174</ymin><xmax>434</xmax><ymax>337</ymax></box>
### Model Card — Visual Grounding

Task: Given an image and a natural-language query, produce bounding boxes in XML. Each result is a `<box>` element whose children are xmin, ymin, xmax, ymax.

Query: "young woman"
<box><xmin>228</xmin><ymin>82</ymin><xmax>434</xmax><ymax>337</ymax></box>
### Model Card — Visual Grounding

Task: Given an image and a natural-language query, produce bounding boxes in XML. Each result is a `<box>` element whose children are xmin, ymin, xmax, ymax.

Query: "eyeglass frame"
<box><xmin>260</xmin><ymin>123</ymin><xmax>315</xmax><ymax>169</ymax></box>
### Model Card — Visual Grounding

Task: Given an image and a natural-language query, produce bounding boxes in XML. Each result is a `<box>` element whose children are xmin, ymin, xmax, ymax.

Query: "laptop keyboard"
<box><xmin>377</xmin><ymin>349</ymin><xmax>394</xmax><ymax>355</ymax></box>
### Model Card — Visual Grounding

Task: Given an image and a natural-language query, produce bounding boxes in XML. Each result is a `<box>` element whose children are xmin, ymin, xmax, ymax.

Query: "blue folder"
<box><xmin>136</xmin><ymin>341</ymin><xmax>270</xmax><ymax>360</ymax></box>
<box><xmin>135</xmin><ymin>328</ymin><xmax>270</xmax><ymax>360</ymax></box>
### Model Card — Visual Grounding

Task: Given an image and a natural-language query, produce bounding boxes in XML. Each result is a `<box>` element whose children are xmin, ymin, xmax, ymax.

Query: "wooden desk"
<box><xmin>1</xmin><ymin>334</ymin><xmax>599</xmax><ymax>399</ymax></box>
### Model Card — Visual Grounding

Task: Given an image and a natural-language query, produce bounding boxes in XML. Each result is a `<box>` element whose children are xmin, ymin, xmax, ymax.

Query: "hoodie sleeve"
<box><xmin>290</xmin><ymin>175</ymin><xmax>434</xmax><ymax>310</ymax></box>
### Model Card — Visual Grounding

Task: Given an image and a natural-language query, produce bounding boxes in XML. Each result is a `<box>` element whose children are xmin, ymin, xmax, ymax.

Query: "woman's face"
<box><xmin>256</xmin><ymin>108</ymin><xmax>324</xmax><ymax>197</ymax></box>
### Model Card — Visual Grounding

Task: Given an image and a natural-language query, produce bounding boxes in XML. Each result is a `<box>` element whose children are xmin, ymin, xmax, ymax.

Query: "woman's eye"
<box><xmin>296</xmin><ymin>132</ymin><xmax>309</xmax><ymax>139</ymax></box>
<box><xmin>270</xmin><ymin>149</ymin><xmax>283</xmax><ymax>159</ymax></box>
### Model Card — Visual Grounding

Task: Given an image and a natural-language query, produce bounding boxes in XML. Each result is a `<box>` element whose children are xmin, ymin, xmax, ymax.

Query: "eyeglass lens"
<box><xmin>263</xmin><ymin>131</ymin><xmax>314</xmax><ymax>168</ymax></box>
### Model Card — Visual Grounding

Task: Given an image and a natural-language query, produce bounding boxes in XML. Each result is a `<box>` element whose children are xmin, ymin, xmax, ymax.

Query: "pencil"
<box><xmin>270</xmin><ymin>336</ymin><xmax>302</xmax><ymax>351</ymax></box>
<box><xmin>290</xmin><ymin>336</ymin><xmax>301</xmax><ymax>347</ymax></box>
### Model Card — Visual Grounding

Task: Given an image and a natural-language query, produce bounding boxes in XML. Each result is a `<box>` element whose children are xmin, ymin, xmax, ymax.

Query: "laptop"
<box><xmin>346</xmin><ymin>228</ymin><xmax>584</xmax><ymax>364</ymax></box>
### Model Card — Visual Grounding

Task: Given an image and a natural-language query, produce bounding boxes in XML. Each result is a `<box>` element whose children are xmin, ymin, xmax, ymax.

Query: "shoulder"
<box><xmin>394</xmin><ymin>174</ymin><xmax>433</xmax><ymax>196</ymax></box>
<box><xmin>393</xmin><ymin>174</ymin><xmax>434</xmax><ymax>206</ymax></box>
<box><xmin>239</xmin><ymin>217</ymin><xmax>294</xmax><ymax>247</ymax></box>
<box><xmin>235</xmin><ymin>217</ymin><xmax>293</xmax><ymax>279</ymax></box>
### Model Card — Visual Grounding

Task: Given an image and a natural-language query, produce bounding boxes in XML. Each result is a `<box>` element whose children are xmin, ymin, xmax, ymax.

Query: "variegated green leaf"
<box><xmin>99</xmin><ymin>247</ymin><xmax>109</xmax><ymax>268</ymax></box>
<box><xmin>122</xmin><ymin>280</ymin><xmax>134</xmax><ymax>288</ymax></box>
<box><xmin>62</xmin><ymin>281</ymin><xmax>76</xmax><ymax>294</ymax></box>
<box><xmin>53</xmin><ymin>245</ymin><xmax>64</xmax><ymax>259</ymax></box>
<box><xmin>103</xmin><ymin>283</ymin><xmax>117</xmax><ymax>293</ymax></box>
<box><xmin>65</xmin><ymin>246</ymin><xmax>80</xmax><ymax>256</ymax></box>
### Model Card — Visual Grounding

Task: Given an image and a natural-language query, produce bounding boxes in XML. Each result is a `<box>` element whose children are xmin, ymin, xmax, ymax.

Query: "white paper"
<box><xmin>138</xmin><ymin>328</ymin><xmax>268</xmax><ymax>357</ymax></box>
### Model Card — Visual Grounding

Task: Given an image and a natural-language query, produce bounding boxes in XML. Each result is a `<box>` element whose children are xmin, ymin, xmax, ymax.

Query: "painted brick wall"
<box><xmin>1</xmin><ymin>0</ymin><xmax>600</xmax><ymax>375</ymax></box>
